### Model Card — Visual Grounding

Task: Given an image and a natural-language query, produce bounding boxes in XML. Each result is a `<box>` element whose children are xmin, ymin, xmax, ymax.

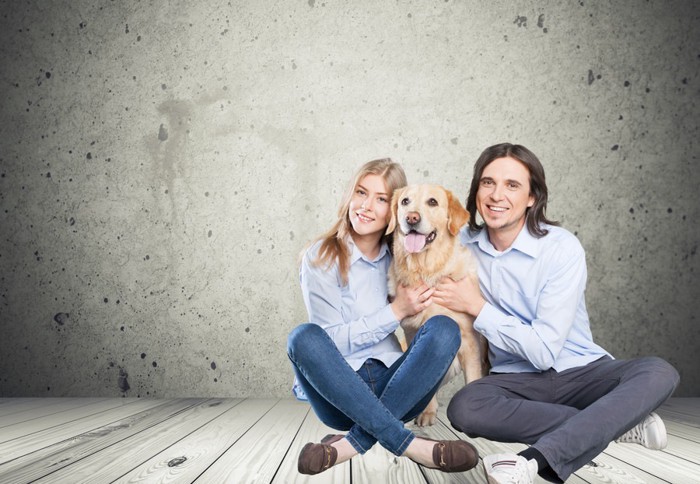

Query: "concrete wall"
<box><xmin>1</xmin><ymin>0</ymin><xmax>698</xmax><ymax>398</ymax></box>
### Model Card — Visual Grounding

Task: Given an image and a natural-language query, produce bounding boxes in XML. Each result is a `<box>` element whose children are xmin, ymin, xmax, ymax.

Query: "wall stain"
<box><xmin>537</xmin><ymin>14</ymin><xmax>545</xmax><ymax>28</ymax></box>
<box><xmin>587</xmin><ymin>70</ymin><xmax>602</xmax><ymax>85</ymax></box>
<box><xmin>53</xmin><ymin>313</ymin><xmax>69</xmax><ymax>325</ymax></box>
<box><xmin>118</xmin><ymin>368</ymin><xmax>130</xmax><ymax>392</ymax></box>
<box><xmin>145</xmin><ymin>99</ymin><xmax>195</xmax><ymax>284</ymax></box>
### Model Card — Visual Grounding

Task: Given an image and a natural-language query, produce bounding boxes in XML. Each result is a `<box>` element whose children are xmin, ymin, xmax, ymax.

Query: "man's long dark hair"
<box><xmin>466</xmin><ymin>143</ymin><xmax>559</xmax><ymax>237</ymax></box>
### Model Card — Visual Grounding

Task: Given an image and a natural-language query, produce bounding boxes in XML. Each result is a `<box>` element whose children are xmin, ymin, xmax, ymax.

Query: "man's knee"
<box><xmin>640</xmin><ymin>356</ymin><xmax>680</xmax><ymax>395</ymax></box>
<box><xmin>446</xmin><ymin>383</ymin><xmax>490</xmax><ymax>434</ymax></box>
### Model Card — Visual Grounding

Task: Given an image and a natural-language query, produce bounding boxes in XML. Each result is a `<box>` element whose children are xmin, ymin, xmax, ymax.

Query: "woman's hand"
<box><xmin>432</xmin><ymin>276</ymin><xmax>485</xmax><ymax>318</ymax></box>
<box><xmin>390</xmin><ymin>282</ymin><xmax>434</xmax><ymax>320</ymax></box>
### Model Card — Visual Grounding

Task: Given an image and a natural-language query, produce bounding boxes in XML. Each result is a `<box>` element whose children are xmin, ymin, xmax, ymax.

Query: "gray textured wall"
<box><xmin>1</xmin><ymin>1</ymin><xmax>698</xmax><ymax>399</ymax></box>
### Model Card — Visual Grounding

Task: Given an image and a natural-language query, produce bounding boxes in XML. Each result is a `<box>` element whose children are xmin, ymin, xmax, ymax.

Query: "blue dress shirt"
<box><xmin>299</xmin><ymin>237</ymin><xmax>403</xmax><ymax>371</ymax></box>
<box><xmin>461</xmin><ymin>224</ymin><xmax>611</xmax><ymax>374</ymax></box>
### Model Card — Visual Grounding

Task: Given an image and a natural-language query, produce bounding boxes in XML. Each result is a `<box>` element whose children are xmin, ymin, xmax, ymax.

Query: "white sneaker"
<box><xmin>483</xmin><ymin>453</ymin><xmax>538</xmax><ymax>484</ymax></box>
<box><xmin>615</xmin><ymin>412</ymin><xmax>668</xmax><ymax>449</ymax></box>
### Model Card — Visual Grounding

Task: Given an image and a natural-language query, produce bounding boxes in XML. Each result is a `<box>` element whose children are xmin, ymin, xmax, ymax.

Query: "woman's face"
<box><xmin>348</xmin><ymin>174</ymin><xmax>391</xmax><ymax>240</ymax></box>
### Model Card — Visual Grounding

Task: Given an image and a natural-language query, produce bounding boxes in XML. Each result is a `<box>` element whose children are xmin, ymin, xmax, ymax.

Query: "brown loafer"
<box><xmin>431</xmin><ymin>439</ymin><xmax>479</xmax><ymax>472</ymax></box>
<box><xmin>298</xmin><ymin>437</ymin><xmax>340</xmax><ymax>475</ymax></box>
<box><xmin>412</xmin><ymin>438</ymin><xmax>478</xmax><ymax>473</ymax></box>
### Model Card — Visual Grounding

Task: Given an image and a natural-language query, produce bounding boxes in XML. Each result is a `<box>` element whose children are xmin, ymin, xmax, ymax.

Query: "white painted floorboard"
<box><xmin>0</xmin><ymin>398</ymin><xmax>697</xmax><ymax>483</ymax></box>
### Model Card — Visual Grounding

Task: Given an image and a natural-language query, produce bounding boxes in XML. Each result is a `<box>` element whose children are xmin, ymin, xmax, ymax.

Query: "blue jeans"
<box><xmin>447</xmin><ymin>356</ymin><xmax>679</xmax><ymax>482</ymax></box>
<box><xmin>287</xmin><ymin>315</ymin><xmax>460</xmax><ymax>456</ymax></box>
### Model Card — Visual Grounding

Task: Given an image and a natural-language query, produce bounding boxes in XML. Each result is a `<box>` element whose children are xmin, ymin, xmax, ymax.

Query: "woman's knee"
<box><xmin>287</xmin><ymin>323</ymin><xmax>325</xmax><ymax>358</ymax></box>
<box><xmin>423</xmin><ymin>315</ymin><xmax>461</xmax><ymax>353</ymax></box>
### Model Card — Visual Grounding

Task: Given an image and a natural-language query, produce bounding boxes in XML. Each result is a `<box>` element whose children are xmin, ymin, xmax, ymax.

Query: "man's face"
<box><xmin>476</xmin><ymin>156</ymin><xmax>535</xmax><ymax>243</ymax></box>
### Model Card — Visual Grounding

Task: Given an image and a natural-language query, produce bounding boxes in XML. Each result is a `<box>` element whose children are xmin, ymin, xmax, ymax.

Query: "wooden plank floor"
<box><xmin>0</xmin><ymin>398</ymin><xmax>698</xmax><ymax>483</ymax></box>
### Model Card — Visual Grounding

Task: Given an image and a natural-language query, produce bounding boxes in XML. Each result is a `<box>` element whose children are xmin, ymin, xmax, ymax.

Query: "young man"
<box><xmin>433</xmin><ymin>143</ymin><xmax>679</xmax><ymax>484</ymax></box>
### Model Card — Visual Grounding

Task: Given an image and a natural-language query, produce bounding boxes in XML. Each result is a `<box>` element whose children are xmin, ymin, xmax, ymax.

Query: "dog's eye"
<box><xmin>427</xmin><ymin>198</ymin><xmax>438</xmax><ymax>206</ymax></box>
<box><xmin>401</xmin><ymin>197</ymin><xmax>410</xmax><ymax>206</ymax></box>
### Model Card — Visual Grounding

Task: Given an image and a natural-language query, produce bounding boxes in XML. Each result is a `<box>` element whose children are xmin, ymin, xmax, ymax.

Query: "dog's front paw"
<box><xmin>414</xmin><ymin>396</ymin><xmax>439</xmax><ymax>426</ymax></box>
<box><xmin>414</xmin><ymin>409</ymin><xmax>438</xmax><ymax>427</ymax></box>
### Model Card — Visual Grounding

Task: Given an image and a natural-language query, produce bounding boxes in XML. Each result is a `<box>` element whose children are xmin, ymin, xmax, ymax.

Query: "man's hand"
<box><xmin>390</xmin><ymin>282</ymin><xmax>434</xmax><ymax>321</ymax></box>
<box><xmin>433</xmin><ymin>276</ymin><xmax>485</xmax><ymax>318</ymax></box>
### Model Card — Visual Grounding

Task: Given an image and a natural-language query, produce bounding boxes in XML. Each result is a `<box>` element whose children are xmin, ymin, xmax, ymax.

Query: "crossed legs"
<box><xmin>287</xmin><ymin>315</ymin><xmax>461</xmax><ymax>456</ymax></box>
<box><xmin>447</xmin><ymin>356</ymin><xmax>679</xmax><ymax>482</ymax></box>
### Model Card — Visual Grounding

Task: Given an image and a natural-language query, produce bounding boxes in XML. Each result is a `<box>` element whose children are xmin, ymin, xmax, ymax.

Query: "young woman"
<box><xmin>287</xmin><ymin>158</ymin><xmax>478</xmax><ymax>475</ymax></box>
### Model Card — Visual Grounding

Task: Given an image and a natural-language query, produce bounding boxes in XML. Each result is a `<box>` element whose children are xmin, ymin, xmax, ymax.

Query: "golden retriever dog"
<box><xmin>387</xmin><ymin>184</ymin><xmax>487</xmax><ymax>426</ymax></box>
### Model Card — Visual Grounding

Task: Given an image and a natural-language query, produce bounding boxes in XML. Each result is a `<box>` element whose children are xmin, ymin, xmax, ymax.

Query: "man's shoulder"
<box><xmin>543</xmin><ymin>224</ymin><xmax>577</xmax><ymax>242</ymax></box>
<box><xmin>539</xmin><ymin>225</ymin><xmax>585</xmax><ymax>256</ymax></box>
<box><xmin>460</xmin><ymin>226</ymin><xmax>484</xmax><ymax>244</ymax></box>
<box><xmin>544</xmin><ymin>224</ymin><xmax>579</xmax><ymax>240</ymax></box>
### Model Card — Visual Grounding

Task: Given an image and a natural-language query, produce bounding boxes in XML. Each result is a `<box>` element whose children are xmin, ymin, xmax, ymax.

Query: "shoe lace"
<box><xmin>619</xmin><ymin>422</ymin><xmax>645</xmax><ymax>444</ymax></box>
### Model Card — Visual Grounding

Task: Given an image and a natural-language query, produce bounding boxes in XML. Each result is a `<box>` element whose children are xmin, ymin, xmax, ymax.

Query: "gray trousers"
<box><xmin>446</xmin><ymin>356</ymin><xmax>679</xmax><ymax>482</ymax></box>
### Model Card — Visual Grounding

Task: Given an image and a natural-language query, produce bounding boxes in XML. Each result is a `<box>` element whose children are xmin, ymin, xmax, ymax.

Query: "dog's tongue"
<box><xmin>404</xmin><ymin>232</ymin><xmax>427</xmax><ymax>253</ymax></box>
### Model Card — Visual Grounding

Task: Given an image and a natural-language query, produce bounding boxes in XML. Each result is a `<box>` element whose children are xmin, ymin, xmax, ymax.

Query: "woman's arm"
<box><xmin>301</xmin><ymin>249</ymin><xmax>432</xmax><ymax>357</ymax></box>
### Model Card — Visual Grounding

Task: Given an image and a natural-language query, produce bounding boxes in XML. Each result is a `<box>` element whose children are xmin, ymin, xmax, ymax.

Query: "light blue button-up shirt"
<box><xmin>461</xmin><ymin>224</ymin><xmax>611</xmax><ymax>374</ymax></box>
<box><xmin>299</xmin><ymin>237</ymin><xmax>403</xmax><ymax>371</ymax></box>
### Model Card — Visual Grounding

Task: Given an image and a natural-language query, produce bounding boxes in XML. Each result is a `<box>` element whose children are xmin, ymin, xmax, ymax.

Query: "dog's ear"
<box><xmin>446</xmin><ymin>188</ymin><xmax>469</xmax><ymax>236</ymax></box>
<box><xmin>386</xmin><ymin>186</ymin><xmax>404</xmax><ymax>235</ymax></box>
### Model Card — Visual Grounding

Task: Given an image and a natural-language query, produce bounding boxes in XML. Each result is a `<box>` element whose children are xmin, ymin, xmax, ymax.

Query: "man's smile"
<box><xmin>487</xmin><ymin>205</ymin><xmax>508</xmax><ymax>213</ymax></box>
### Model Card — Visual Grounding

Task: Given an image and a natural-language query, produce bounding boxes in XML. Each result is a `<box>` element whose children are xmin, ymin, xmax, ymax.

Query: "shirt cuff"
<box><xmin>375</xmin><ymin>304</ymin><xmax>400</xmax><ymax>334</ymax></box>
<box><xmin>473</xmin><ymin>302</ymin><xmax>505</xmax><ymax>339</ymax></box>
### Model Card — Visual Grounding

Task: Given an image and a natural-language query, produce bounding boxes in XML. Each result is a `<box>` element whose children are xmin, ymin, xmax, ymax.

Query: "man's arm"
<box><xmin>433</xmin><ymin>241</ymin><xmax>587</xmax><ymax>371</ymax></box>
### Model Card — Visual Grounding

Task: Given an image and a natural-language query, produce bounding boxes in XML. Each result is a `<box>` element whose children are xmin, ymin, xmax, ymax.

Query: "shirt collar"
<box><xmin>461</xmin><ymin>224</ymin><xmax>540</xmax><ymax>258</ymax></box>
<box><xmin>347</xmin><ymin>236</ymin><xmax>390</xmax><ymax>264</ymax></box>
<box><xmin>510</xmin><ymin>225</ymin><xmax>540</xmax><ymax>258</ymax></box>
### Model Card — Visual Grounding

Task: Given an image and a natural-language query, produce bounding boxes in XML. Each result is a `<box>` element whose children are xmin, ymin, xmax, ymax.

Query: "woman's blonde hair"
<box><xmin>310</xmin><ymin>158</ymin><xmax>407</xmax><ymax>285</ymax></box>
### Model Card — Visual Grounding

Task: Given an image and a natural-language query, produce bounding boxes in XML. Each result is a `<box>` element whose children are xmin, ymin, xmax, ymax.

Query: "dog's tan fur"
<box><xmin>387</xmin><ymin>184</ymin><xmax>487</xmax><ymax>426</ymax></box>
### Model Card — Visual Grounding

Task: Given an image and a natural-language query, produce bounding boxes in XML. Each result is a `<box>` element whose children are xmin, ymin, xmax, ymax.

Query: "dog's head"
<box><xmin>386</xmin><ymin>184</ymin><xmax>469</xmax><ymax>254</ymax></box>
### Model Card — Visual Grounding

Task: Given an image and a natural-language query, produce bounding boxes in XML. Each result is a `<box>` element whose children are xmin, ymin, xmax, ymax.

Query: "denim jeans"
<box><xmin>287</xmin><ymin>315</ymin><xmax>460</xmax><ymax>456</ymax></box>
<box><xmin>447</xmin><ymin>355</ymin><xmax>679</xmax><ymax>482</ymax></box>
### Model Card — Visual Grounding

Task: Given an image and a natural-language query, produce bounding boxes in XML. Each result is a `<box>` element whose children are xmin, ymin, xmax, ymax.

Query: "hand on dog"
<box><xmin>433</xmin><ymin>276</ymin><xmax>485</xmax><ymax>318</ymax></box>
<box><xmin>390</xmin><ymin>282</ymin><xmax>434</xmax><ymax>320</ymax></box>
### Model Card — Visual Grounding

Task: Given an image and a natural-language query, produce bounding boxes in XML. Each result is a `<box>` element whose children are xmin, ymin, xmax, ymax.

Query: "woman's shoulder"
<box><xmin>303</xmin><ymin>239</ymin><xmax>324</xmax><ymax>259</ymax></box>
<box><xmin>300</xmin><ymin>238</ymin><xmax>343</xmax><ymax>285</ymax></box>
<box><xmin>300</xmin><ymin>239</ymin><xmax>323</xmax><ymax>269</ymax></box>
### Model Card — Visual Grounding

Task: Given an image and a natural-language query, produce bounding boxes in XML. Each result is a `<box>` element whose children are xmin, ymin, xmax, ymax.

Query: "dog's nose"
<box><xmin>406</xmin><ymin>211</ymin><xmax>421</xmax><ymax>225</ymax></box>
